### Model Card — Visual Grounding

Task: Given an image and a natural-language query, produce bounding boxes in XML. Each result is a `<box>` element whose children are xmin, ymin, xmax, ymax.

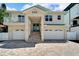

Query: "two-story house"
<box><xmin>3</xmin><ymin>5</ymin><xmax>66</xmax><ymax>42</ymax></box>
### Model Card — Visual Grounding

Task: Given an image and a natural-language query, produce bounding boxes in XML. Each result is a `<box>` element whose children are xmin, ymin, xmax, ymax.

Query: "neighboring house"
<box><xmin>64</xmin><ymin>3</ymin><xmax>79</xmax><ymax>40</ymax></box>
<box><xmin>64</xmin><ymin>3</ymin><xmax>78</xmax><ymax>28</ymax></box>
<box><xmin>3</xmin><ymin>5</ymin><xmax>66</xmax><ymax>42</ymax></box>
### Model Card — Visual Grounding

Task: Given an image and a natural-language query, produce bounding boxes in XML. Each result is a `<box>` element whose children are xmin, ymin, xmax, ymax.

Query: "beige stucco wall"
<box><xmin>23</xmin><ymin>7</ymin><xmax>46</xmax><ymax>15</ymax></box>
<box><xmin>8</xmin><ymin>25</ymin><xmax>25</xmax><ymax>31</ymax></box>
<box><xmin>44</xmin><ymin>25</ymin><xmax>65</xmax><ymax>31</ymax></box>
<box><xmin>28</xmin><ymin>19</ymin><xmax>31</xmax><ymax>37</ymax></box>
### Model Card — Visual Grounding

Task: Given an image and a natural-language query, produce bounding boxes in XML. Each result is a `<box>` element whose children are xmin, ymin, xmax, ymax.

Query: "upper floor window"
<box><xmin>58</xmin><ymin>15</ymin><xmax>61</xmax><ymax>20</ymax></box>
<box><xmin>18</xmin><ymin>15</ymin><xmax>25</xmax><ymax>22</ymax></box>
<box><xmin>45</xmin><ymin>15</ymin><xmax>52</xmax><ymax>21</ymax></box>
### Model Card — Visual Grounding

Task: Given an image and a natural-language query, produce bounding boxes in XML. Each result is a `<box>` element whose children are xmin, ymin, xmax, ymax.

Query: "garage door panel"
<box><xmin>44</xmin><ymin>31</ymin><xmax>64</xmax><ymax>40</ymax></box>
<box><xmin>13</xmin><ymin>31</ymin><xmax>25</xmax><ymax>40</ymax></box>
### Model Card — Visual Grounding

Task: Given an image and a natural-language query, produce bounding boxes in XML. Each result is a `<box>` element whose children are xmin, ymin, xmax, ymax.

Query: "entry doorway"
<box><xmin>28</xmin><ymin>16</ymin><xmax>41</xmax><ymax>42</ymax></box>
<box><xmin>33</xmin><ymin>23</ymin><xmax>40</xmax><ymax>32</ymax></box>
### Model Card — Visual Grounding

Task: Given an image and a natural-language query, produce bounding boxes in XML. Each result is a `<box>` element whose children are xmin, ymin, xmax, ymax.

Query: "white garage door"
<box><xmin>13</xmin><ymin>31</ymin><xmax>25</xmax><ymax>40</ymax></box>
<box><xmin>44</xmin><ymin>31</ymin><xmax>64</xmax><ymax>40</ymax></box>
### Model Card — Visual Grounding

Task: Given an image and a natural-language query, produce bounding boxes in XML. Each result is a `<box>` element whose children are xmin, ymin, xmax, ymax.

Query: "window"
<box><xmin>73</xmin><ymin>20</ymin><xmax>77</xmax><ymax>26</ymax></box>
<box><xmin>55</xmin><ymin>29</ymin><xmax>62</xmax><ymax>31</ymax></box>
<box><xmin>45</xmin><ymin>29</ymin><xmax>48</xmax><ymax>31</ymax></box>
<box><xmin>45</xmin><ymin>15</ymin><xmax>52</xmax><ymax>21</ymax></box>
<box><xmin>58</xmin><ymin>15</ymin><xmax>61</xmax><ymax>20</ymax></box>
<box><xmin>21</xmin><ymin>29</ymin><xmax>24</xmax><ymax>31</ymax></box>
<box><xmin>45</xmin><ymin>15</ymin><xmax>48</xmax><ymax>21</ymax></box>
<box><xmin>49</xmin><ymin>15</ymin><xmax>52</xmax><ymax>21</ymax></box>
<box><xmin>16</xmin><ymin>29</ymin><xmax>19</xmax><ymax>31</ymax></box>
<box><xmin>18</xmin><ymin>15</ymin><xmax>25</xmax><ymax>22</ymax></box>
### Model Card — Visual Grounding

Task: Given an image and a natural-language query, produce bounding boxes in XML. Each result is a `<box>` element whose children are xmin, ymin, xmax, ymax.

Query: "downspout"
<box><xmin>69</xmin><ymin>10</ymin><xmax>71</xmax><ymax>32</ymax></box>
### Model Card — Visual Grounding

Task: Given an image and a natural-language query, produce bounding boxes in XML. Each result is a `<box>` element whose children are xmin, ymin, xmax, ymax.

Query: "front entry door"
<box><xmin>33</xmin><ymin>23</ymin><xmax>40</xmax><ymax>32</ymax></box>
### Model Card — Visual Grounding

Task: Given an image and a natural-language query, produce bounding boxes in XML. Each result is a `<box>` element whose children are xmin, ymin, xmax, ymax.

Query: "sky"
<box><xmin>6</xmin><ymin>3</ymin><xmax>70</xmax><ymax>11</ymax></box>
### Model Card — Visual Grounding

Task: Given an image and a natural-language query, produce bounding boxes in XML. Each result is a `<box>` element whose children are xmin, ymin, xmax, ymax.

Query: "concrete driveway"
<box><xmin>0</xmin><ymin>40</ymin><xmax>79</xmax><ymax>56</ymax></box>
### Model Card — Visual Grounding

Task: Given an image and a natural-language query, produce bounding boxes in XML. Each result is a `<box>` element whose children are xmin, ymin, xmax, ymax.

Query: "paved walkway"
<box><xmin>0</xmin><ymin>40</ymin><xmax>79</xmax><ymax>56</ymax></box>
<box><xmin>28</xmin><ymin>32</ymin><xmax>41</xmax><ymax>42</ymax></box>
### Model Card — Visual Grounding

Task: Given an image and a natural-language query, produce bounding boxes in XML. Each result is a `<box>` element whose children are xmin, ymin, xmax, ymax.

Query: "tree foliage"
<box><xmin>0</xmin><ymin>3</ymin><xmax>8</xmax><ymax>24</ymax></box>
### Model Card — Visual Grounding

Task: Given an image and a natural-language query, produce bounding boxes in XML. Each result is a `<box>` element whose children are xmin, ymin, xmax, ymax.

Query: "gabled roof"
<box><xmin>6</xmin><ymin>5</ymin><xmax>65</xmax><ymax>14</ymax></box>
<box><xmin>23</xmin><ymin>5</ymin><xmax>53</xmax><ymax>13</ymax></box>
<box><xmin>64</xmin><ymin>3</ymin><xmax>77</xmax><ymax>11</ymax></box>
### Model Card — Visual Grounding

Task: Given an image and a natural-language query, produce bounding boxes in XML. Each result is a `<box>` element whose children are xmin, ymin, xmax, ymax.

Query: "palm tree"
<box><xmin>0</xmin><ymin>3</ymin><xmax>8</xmax><ymax>24</ymax></box>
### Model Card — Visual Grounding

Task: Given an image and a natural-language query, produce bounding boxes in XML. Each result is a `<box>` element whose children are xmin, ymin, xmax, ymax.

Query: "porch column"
<box><xmin>41</xmin><ymin>15</ymin><xmax>44</xmax><ymax>41</ymax></box>
<box><xmin>25</xmin><ymin>15</ymin><xmax>29</xmax><ymax>41</ymax></box>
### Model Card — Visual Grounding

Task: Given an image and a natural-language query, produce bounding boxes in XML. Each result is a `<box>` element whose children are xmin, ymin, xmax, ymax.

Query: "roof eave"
<box><xmin>64</xmin><ymin>3</ymin><xmax>77</xmax><ymax>11</ymax></box>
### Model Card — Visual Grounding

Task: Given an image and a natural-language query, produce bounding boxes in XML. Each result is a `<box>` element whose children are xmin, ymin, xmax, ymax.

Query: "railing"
<box><xmin>4</xmin><ymin>17</ymin><xmax>25</xmax><ymax>24</ymax></box>
<box><xmin>4</xmin><ymin>21</ymin><xmax>25</xmax><ymax>25</ymax></box>
<box><xmin>71</xmin><ymin>26</ymin><xmax>79</xmax><ymax>32</ymax></box>
<box><xmin>11</xmin><ymin>21</ymin><xmax>25</xmax><ymax>23</ymax></box>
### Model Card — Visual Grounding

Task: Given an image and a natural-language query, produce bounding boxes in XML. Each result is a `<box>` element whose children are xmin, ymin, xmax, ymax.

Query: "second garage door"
<box><xmin>44</xmin><ymin>31</ymin><xmax>65</xmax><ymax>40</ymax></box>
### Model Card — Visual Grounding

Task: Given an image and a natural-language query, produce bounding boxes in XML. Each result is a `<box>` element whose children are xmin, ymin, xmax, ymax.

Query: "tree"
<box><xmin>0</xmin><ymin>3</ymin><xmax>8</xmax><ymax>24</ymax></box>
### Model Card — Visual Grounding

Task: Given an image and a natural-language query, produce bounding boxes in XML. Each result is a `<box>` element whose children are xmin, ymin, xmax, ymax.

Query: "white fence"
<box><xmin>71</xmin><ymin>27</ymin><xmax>79</xmax><ymax>40</ymax></box>
<box><xmin>44</xmin><ymin>31</ymin><xmax>64</xmax><ymax>40</ymax></box>
<box><xmin>71</xmin><ymin>27</ymin><xmax>79</xmax><ymax>32</ymax></box>
<box><xmin>0</xmin><ymin>33</ymin><xmax>8</xmax><ymax>40</ymax></box>
<box><xmin>67</xmin><ymin>32</ymin><xmax>76</xmax><ymax>40</ymax></box>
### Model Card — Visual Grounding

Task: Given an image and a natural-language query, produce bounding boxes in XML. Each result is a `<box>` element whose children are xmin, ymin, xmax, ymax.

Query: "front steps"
<box><xmin>28</xmin><ymin>32</ymin><xmax>41</xmax><ymax>42</ymax></box>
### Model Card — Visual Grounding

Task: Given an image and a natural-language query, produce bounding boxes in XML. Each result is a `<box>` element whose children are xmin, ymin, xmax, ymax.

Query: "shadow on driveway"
<box><xmin>44</xmin><ymin>40</ymin><xmax>67</xmax><ymax>43</ymax></box>
<box><xmin>0</xmin><ymin>40</ymin><xmax>37</xmax><ymax>49</ymax></box>
<box><xmin>0</xmin><ymin>40</ymin><xmax>67</xmax><ymax>49</ymax></box>
<box><xmin>70</xmin><ymin>40</ymin><xmax>79</xmax><ymax>43</ymax></box>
